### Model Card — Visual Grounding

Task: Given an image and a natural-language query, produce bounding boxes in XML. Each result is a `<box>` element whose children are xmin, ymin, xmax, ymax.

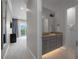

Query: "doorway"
<box><xmin>65</xmin><ymin>6</ymin><xmax>78</xmax><ymax>59</ymax></box>
<box><xmin>18</xmin><ymin>20</ymin><xmax>27</xmax><ymax>37</ymax></box>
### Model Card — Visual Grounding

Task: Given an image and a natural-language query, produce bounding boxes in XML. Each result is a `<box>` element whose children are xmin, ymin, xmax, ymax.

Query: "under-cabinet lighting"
<box><xmin>42</xmin><ymin>47</ymin><xmax>66</xmax><ymax>58</ymax></box>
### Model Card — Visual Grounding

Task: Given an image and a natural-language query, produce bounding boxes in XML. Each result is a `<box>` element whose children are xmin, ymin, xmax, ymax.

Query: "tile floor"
<box><xmin>3</xmin><ymin>36</ymin><xmax>75</xmax><ymax>59</ymax></box>
<box><xmin>4</xmin><ymin>36</ymin><xmax>33</xmax><ymax>59</ymax></box>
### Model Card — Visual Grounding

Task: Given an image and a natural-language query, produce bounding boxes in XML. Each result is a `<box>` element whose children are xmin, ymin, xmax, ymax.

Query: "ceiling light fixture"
<box><xmin>20</xmin><ymin>7</ymin><xmax>24</xmax><ymax>10</ymax></box>
<box><xmin>20</xmin><ymin>6</ymin><xmax>31</xmax><ymax>12</ymax></box>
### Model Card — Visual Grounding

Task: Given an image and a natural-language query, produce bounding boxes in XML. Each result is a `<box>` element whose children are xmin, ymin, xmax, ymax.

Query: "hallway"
<box><xmin>4</xmin><ymin>36</ymin><xmax>68</xmax><ymax>59</ymax></box>
<box><xmin>4</xmin><ymin>36</ymin><xmax>33</xmax><ymax>59</ymax></box>
<box><xmin>1</xmin><ymin>0</ymin><xmax>78</xmax><ymax>59</ymax></box>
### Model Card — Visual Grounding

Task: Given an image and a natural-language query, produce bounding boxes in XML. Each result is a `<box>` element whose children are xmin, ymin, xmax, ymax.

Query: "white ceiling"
<box><xmin>9</xmin><ymin>0</ymin><xmax>77</xmax><ymax>20</ymax></box>
<box><xmin>10</xmin><ymin>0</ymin><xmax>27</xmax><ymax>20</ymax></box>
<box><xmin>43</xmin><ymin>0</ymin><xmax>78</xmax><ymax>11</ymax></box>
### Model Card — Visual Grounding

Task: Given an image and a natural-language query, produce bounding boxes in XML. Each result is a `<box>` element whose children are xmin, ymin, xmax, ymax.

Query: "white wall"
<box><xmin>27</xmin><ymin>0</ymin><xmax>42</xmax><ymax>59</ymax></box>
<box><xmin>55</xmin><ymin>7</ymin><xmax>66</xmax><ymax>33</ymax></box>
<box><xmin>2</xmin><ymin>19</ymin><xmax>5</xmax><ymax>34</ymax></box>
<box><xmin>42</xmin><ymin>7</ymin><xmax>56</xmax><ymax>32</ymax></box>
<box><xmin>2</xmin><ymin>0</ymin><xmax>12</xmax><ymax>58</ymax></box>
<box><xmin>2</xmin><ymin>0</ymin><xmax>6</xmax><ymax>34</ymax></box>
<box><xmin>2</xmin><ymin>0</ymin><xmax>13</xmax><ymax>45</ymax></box>
<box><xmin>42</xmin><ymin>17</ymin><xmax>49</xmax><ymax>32</ymax></box>
<box><xmin>6</xmin><ymin>4</ymin><xmax>12</xmax><ymax>44</ymax></box>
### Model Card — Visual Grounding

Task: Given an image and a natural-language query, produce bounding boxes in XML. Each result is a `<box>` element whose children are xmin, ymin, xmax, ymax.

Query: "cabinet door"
<box><xmin>48</xmin><ymin>36</ymin><xmax>56</xmax><ymax>51</ymax></box>
<box><xmin>56</xmin><ymin>35</ymin><xmax>63</xmax><ymax>47</ymax></box>
<box><xmin>42</xmin><ymin>37</ymin><xmax>48</xmax><ymax>54</ymax></box>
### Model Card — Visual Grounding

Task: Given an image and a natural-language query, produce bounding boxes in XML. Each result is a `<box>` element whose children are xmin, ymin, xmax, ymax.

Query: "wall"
<box><xmin>2</xmin><ymin>18</ymin><xmax>5</xmax><ymax>34</ymax></box>
<box><xmin>42</xmin><ymin>7</ymin><xmax>56</xmax><ymax>32</ymax></box>
<box><xmin>27</xmin><ymin>0</ymin><xmax>42</xmax><ymax>59</ymax></box>
<box><xmin>42</xmin><ymin>16</ymin><xmax>49</xmax><ymax>32</ymax></box>
<box><xmin>55</xmin><ymin>7</ymin><xmax>66</xmax><ymax>33</ymax></box>
<box><xmin>6</xmin><ymin>4</ymin><xmax>12</xmax><ymax>44</ymax></box>
<box><xmin>1</xmin><ymin>0</ymin><xmax>12</xmax><ymax>58</ymax></box>
<box><xmin>2</xmin><ymin>0</ymin><xmax>6</xmax><ymax>34</ymax></box>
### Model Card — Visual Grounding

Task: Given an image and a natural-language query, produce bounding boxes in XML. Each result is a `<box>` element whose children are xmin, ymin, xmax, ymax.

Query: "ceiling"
<box><xmin>43</xmin><ymin>0</ymin><xmax>78</xmax><ymax>11</ymax></box>
<box><xmin>10</xmin><ymin>0</ymin><xmax>27</xmax><ymax>20</ymax></box>
<box><xmin>9</xmin><ymin>0</ymin><xmax>77</xmax><ymax>20</ymax></box>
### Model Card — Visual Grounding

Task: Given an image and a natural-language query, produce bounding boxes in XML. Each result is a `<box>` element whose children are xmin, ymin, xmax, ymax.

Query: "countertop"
<box><xmin>42</xmin><ymin>32</ymin><xmax>63</xmax><ymax>37</ymax></box>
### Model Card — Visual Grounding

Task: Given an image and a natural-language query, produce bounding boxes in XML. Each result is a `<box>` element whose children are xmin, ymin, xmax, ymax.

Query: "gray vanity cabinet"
<box><xmin>42</xmin><ymin>37</ymin><xmax>49</xmax><ymax>54</ymax></box>
<box><xmin>42</xmin><ymin>34</ymin><xmax>63</xmax><ymax>55</ymax></box>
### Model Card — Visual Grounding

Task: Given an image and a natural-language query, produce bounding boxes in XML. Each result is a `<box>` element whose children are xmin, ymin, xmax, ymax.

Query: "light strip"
<box><xmin>42</xmin><ymin>47</ymin><xmax>66</xmax><ymax>58</ymax></box>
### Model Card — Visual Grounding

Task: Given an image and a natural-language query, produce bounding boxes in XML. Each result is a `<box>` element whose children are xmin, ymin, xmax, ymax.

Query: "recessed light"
<box><xmin>20</xmin><ymin>7</ymin><xmax>24</xmax><ymax>10</ymax></box>
<box><xmin>20</xmin><ymin>6</ymin><xmax>31</xmax><ymax>12</ymax></box>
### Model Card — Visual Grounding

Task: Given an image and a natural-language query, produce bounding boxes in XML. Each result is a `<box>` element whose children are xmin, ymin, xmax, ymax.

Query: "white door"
<box><xmin>65</xmin><ymin>6</ymin><xmax>78</xmax><ymax>59</ymax></box>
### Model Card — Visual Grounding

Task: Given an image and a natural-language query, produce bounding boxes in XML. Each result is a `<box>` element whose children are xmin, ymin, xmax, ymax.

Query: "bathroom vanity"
<box><xmin>42</xmin><ymin>32</ymin><xmax>63</xmax><ymax>54</ymax></box>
